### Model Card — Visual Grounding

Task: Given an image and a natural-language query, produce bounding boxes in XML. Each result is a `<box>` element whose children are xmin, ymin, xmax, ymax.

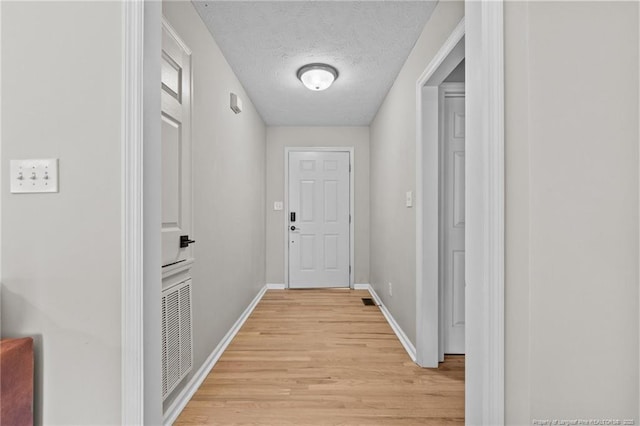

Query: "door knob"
<box><xmin>290</xmin><ymin>226</ymin><xmax>297</xmax><ymax>231</ymax></box>
<box><xmin>180</xmin><ymin>235</ymin><xmax>196</xmax><ymax>248</ymax></box>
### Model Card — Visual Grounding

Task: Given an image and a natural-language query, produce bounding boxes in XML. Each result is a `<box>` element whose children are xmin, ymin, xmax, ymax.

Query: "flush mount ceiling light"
<box><xmin>297</xmin><ymin>63</ymin><xmax>339</xmax><ymax>91</ymax></box>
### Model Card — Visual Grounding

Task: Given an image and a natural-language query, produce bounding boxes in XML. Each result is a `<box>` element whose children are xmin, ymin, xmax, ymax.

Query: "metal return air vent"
<box><xmin>162</xmin><ymin>279</ymin><xmax>193</xmax><ymax>399</ymax></box>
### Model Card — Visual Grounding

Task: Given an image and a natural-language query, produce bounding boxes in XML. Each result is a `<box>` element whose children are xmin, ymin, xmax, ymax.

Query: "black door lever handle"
<box><xmin>180</xmin><ymin>235</ymin><xmax>196</xmax><ymax>248</ymax></box>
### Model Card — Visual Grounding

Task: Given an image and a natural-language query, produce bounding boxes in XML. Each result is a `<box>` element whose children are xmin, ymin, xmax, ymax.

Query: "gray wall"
<box><xmin>162</xmin><ymin>1</ymin><xmax>267</xmax><ymax>410</ymax></box>
<box><xmin>265</xmin><ymin>127</ymin><xmax>370</xmax><ymax>285</ymax></box>
<box><xmin>372</xmin><ymin>1</ymin><xmax>639</xmax><ymax>421</ymax></box>
<box><xmin>504</xmin><ymin>1</ymin><xmax>639</xmax><ymax>423</ymax></box>
<box><xmin>369</xmin><ymin>1</ymin><xmax>465</xmax><ymax>344</ymax></box>
<box><xmin>165</xmin><ymin>2</ymin><xmax>640</xmax><ymax>419</ymax></box>
<box><xmin>443</xmin><ymin>59</ymin><xmax>464</xmax><ymax>83</ymax></box>
<box><xmin>1</xmin><ymin>2</ymin><xmax>123</xmax><ymax>424</ymax></box>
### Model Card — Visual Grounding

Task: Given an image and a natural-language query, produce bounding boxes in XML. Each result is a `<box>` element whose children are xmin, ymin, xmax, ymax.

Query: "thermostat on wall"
<box><xmin>230</xmin><ymin>92</ymin><xmax>242</xmax><ymax>114</ymax></box>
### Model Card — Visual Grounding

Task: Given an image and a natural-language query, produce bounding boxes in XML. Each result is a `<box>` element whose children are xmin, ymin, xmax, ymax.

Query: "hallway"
<box><xmin>174</xmin><ymin>290</ymin><xmax>464</xmax><ymax>425</ymax></box>
<box><xmin>2</xmin><ymin>1</ymin><xmax>638</xmax><ymax>424</ymax></box>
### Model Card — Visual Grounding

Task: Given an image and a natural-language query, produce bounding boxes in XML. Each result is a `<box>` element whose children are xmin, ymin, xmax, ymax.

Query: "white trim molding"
<box><xmin>465</xmin><ymin>2</ymin><xmax>505</xmax><ymax>425</ymax></box>
<box><xmin>415</xmin><ymin>5</ymin><xmax>505</xmax><ymax>424</ymax></box>
<box><xmin>162</xmin><ymin>17</ymin><xmax>192</xmax><ymax>56</ymax></box>
<box><xmin>122</xmin><ymin>1</ymin><xmax>145</xmax><ymax>424</ymax></box>
<box><xmin>163</xmin><ymin>285</ymin><xmax>269</xmax><ymax>425</ymax></box>
<box><xmin>353</xmin><ymin>283</ymin><xmax>370</xmax><ymax>291</ymax></box>
<box><xmin>361</xmin><ymin>284</ymin><xmax>416</xmax><ymax>362</ymax></box>
<box><xmin>415</xmin><ymin>18</ymin><xmax>465</xmax><ymax>369</ymax></box>
<box><xmin>283</xmin><ymin>147</ymin><xmax>355</xmax><ymax>289</ymax></box>
<box><xmin>266</xmin><ymin>283</ymin><xmax>286</xmax><ymax>290</ymax></box>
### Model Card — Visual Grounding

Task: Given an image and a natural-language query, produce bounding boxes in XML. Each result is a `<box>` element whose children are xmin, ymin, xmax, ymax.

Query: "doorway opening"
<box><xmin>416</xmin><ymin>27</ymin><xmax>465</xmax><ymax>368</ymax></box>
<box><xmin>415</xmin><ymin>11</ymin><xmax>505</xmax><ymax>423</ymax></box>
<box><xmin>284</xmin><ymin>147</ymin><xmax>354</xmax><ymax>289</ymax></box>
<box><xmin>439</xmin><ymin>76</ymin><xmax>466</xmax><ymax>358</ymax></box>
<box><xmin>125</xmin><ymin>4</ymin><xmax>505</xmax><ymax>424</ymax></box>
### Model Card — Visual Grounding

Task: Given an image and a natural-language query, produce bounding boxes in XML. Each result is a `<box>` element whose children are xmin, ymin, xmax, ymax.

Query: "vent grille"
<box><xmin>179</xmin><ymin>284</ymin><xmax>193</xmax><ymax>373</ymax></box>
<box><xmin>162</xmin><ymin>279</ymin><xmax>193</xmax><ymax>399</ymax></box>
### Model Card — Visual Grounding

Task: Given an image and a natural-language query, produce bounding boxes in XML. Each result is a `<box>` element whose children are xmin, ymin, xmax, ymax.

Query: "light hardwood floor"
<box><xmin>175</xmin><ymin>289</ymin><xmax>464</xmax><ymax>425</ymax></box>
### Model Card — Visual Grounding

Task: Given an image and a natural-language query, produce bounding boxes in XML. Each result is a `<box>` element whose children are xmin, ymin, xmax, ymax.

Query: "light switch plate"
<box><xmin>274</xmin><ymin>201</ymin><xmax>283</xmax><ymax>211</ymax></box>
<box><xmin>10</xmin><ymin>159</ymin><xmax>59</xmax><ymax>193</ymax></box>
<box><xmin>405</xmin><ymin>191</ymin><xmax>413</xmax><ymax>208</ymax></box>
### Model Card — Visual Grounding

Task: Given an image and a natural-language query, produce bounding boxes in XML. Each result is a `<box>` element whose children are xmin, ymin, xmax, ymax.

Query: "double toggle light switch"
<box><xmin>10</xmin><ymin>159</ymin><xmax>59</xmax><ymax>193</ymax></box>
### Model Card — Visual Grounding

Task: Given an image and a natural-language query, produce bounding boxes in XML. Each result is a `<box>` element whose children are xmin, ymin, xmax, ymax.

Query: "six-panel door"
<box><xmin>288</xmin><ymin>151</ymin><xmax>350</xmax><ymax>288</ymax></box>
<box><xmin>161</xmin><ymin>25</ymin><xmax>192</xmax><ymax>267</ymax></box>
<box><xmin>442</xmin><ymin>86</ymin><xmax>466</xmax><ymax>354</ymax></box>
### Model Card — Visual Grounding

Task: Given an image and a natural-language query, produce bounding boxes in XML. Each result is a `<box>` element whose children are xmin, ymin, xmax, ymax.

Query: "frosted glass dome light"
<box><xmin>297</xmin><ymin>64</ymin><xmax>338</xmax><ymax>91</ymax></box>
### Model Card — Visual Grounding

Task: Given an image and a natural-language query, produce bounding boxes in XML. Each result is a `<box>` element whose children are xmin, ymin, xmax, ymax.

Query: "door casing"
<box><xmin>416</xmin><ymin>26</ymin><xmax>465</xmax><ymax>369</ymax></box>
<box><xmin>284</xmin><ymin>147</ymin><xmax>355</xmax><ymax>289</ymax></box>
<box><xmin>415</xmin><ymin>6</ymin><xmax>506</xmax><ymax>425</ymax></box>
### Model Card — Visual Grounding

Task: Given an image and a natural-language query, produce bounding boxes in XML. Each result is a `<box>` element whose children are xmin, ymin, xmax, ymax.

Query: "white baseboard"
<box><xmin>163</xmin><ymin>285</ymin><xmax>268</xmax><ymax>425</ymax></box>
<box><xmin>353</xmin><ymin>283</ymin><xmax>370</xmax><ymax>290</ymax></box>
<box><xmin>266</xmin><ymin>283</ymin><xmax>285</xmax><ymax>290</ymax></box>
<box><xmin>361</xmin><ymin>284</ymin><xmax>417</xmax><ymax>362</ymax></box>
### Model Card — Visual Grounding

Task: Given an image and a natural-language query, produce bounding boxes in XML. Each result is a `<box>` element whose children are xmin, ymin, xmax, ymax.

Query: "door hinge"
<box><xmin>349</xmin><ymin>214</ymin><xmax>351</xmax><ymax>223</ymax></box>
<box><xmin>349</xmin><ymin>163</ymin><xmax>351</xmax><ymax>173</ymax></box>
<box><xmin>349</xmin><ymin>265</ymin><xmax>351</xmax><ymax>274</ymax></box>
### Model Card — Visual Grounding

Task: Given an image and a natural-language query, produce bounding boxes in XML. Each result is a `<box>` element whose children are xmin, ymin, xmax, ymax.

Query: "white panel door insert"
<box><xmin>288</xmin><ymin>151</ymin><xmax>350</xmax><ymax>288</ymax></box>
<box><xmin>441</xmin><ymin>84</ymin><xmax>465</xmax><ymax>354</ymax></box>
<box><xmin>161</xmin><ymin>23</ymin><xmax>193</xmax><ymax>268</ymax></box>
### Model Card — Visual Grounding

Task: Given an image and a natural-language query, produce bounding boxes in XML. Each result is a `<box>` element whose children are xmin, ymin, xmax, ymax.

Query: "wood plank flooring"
<box><xmin>174</xmin><ymin>289</ymin><xmax>464</xmax><ymax>425</ymax></box>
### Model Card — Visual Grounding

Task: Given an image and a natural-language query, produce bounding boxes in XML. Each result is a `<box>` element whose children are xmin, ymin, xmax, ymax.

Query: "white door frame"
<box><xmin>123</xmin><ymin>2</ymin><xmax>505</xmax><ymax>424</ymax></box>
<box><xmin>283</xmin><ymin>147</ymin><xmax>354</xmax><ymax>289</ymax></box>
<box><xmin>122</xmin><ymin>1</ymin><xmax>163</xmax><ymax>424</ymax></box>
<box><xmin>416</xmin><ymin>2</ymin><xmax>505</xmax><ymax>425</ymax></box>
<box><xmin>465</xmin><ymin>3</ymin><xmax>505</xmax><ymax>423</ymax></box>
<box><xmin>415</xmin><ymin>19</ymin><xmax>464</xmax><ymax>368</ymax></box>
<box><xmin>122</xmin><ymin>2</ymin><xmax>145</xmax><ymax>424</ymax></box>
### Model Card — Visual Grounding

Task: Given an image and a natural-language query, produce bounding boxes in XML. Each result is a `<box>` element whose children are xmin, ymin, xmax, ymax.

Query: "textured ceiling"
<box><xmin>192</xmin><ymin>1</ymin><xmax>438</xmax><ymax>126</ymax></box>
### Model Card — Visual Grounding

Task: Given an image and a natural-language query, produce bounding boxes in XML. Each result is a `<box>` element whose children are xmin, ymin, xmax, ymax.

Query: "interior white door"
<box><xmin>441</xmin><ymin>84</ymin><xmax>465</xmax><ymax>354</ymax></box>
<box><xmin>288</xmin><ymin>151</ymin><xmax>350</xmax><ymax>288</ymax></box>
<box><xmin>161</xmin><ymin>25</ymin><xmax>193</xmax><ymax>268</ymax></box>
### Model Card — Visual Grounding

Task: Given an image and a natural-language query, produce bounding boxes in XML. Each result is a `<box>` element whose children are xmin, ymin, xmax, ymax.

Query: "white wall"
<box><xmin>265</xmin><ymin>127</ymin><xmax>370</xmax><ymax>285</ymax></box>
<box><xmin>162</xmin><ymin>1</ymin><xmax>267</xmax><ymax>410</ymax></box>
<box><xmin>505</xmin><ymin>1</ymin><xmax>639</xmax><ymax>423</ymax></box>
<box><xmin>1</xmin><ymin>2</ymin><xmax>123</xmax><ymax>424</ymax></box>
<box><xmin>369</xmin><ymin>1</ymin><xmax>465</xmax><ymax>344</ymax></box>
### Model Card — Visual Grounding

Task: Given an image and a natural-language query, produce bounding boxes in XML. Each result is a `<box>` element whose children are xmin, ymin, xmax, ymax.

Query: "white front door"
<box><xmin>288</xmin><ymin>151</ymin><xmax>351</xmax><ymax>288</ymax></box>
<box><xmin>161</xmin><ymin>24</ymin><xmax>193</xmax><ymax>268</ymax></box>
<box><xmin>441</xmin><ymin>84</ymin><xmax>465</xmax><ymax>354</ymax></box>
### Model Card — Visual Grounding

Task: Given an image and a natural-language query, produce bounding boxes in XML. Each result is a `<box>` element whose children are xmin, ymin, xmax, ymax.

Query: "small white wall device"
<box><xmin>230</xmin><ymin>92</ymin><xmax>242</xmax><ymax>114</ymax></box>
<box><xmin>10</xmin><ymin>158</ymin><xmax>59</xmax><ymax>193</ymax></box>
